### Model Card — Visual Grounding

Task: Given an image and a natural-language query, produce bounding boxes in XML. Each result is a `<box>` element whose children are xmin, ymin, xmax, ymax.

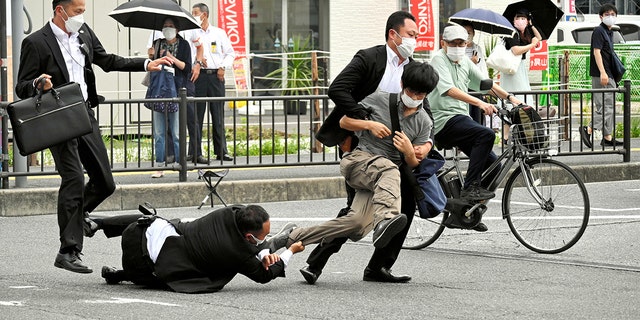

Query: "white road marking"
<box><xmin>0</xmin><ymin>301</ymin><xmax>23</xmax><ymax>306</ymax></box>
<box><xmin>84</xmin><ymin>297</ymin><xmax>180</xmax><ymax>307</ymax></box>
<box><xmin>9</xmin><ymin>286</ymin><xmax>37</xmax><ymax>289</ymax></box>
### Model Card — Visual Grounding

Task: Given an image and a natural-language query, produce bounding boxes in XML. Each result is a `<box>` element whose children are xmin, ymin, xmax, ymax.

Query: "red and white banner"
<box><xmin>217</xmin><ymin>0</ymin><xmax>247</xmax><ymax>57</ymax></box>
<box><xmin>529</xmin><ymin>40</ymin><xmax>548</xmax><ymax>71</ymax></box>
<box><xmin>410</xmin><ymin>0</ymin><xmax>435</xmax><ymax>51</ymax></box>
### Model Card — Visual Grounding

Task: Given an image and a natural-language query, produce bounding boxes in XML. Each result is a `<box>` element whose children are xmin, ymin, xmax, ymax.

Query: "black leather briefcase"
<box><xmin>8</xmin><ymin>82</ymin><xmax>92</xmax><ymax>156</ymax></box>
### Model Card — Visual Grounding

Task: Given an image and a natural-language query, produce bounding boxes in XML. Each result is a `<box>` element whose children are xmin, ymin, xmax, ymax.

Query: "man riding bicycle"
<box><xmin>428</xmin><ymin>25</ymin><xmax>524</xmax><ymax>232</ymax></box>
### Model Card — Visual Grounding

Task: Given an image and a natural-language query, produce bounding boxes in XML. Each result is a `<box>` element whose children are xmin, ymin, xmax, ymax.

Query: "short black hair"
<box><xmin>599</xmin><ymin>3</ymin><xmax>617</xmax><ymax>16</ymax></box>
<box><xmin>52</xmin><ymin>0</ymin><xmax>71</xmax><ymax>10</ymax></box>
<box><xmin>385</xmin><ymin>11</ymin><xmax>416</xmax><ymax>41</ymax></box>
<box><xmin>235</xmin><ymin>205</ymin><xmax>269</xmax><ymax>234</ymax></box>
<box><xmin>401</xmin><ymin>61</ymin><xmax>439</xmax><ymax>94</ymax></box>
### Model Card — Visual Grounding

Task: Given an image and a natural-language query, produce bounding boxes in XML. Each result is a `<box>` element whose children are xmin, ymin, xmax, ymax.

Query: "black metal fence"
<box><xmin>0</xmin><ymin>80</ymin><xmax>633</xmax><ymax>188</ymax></box>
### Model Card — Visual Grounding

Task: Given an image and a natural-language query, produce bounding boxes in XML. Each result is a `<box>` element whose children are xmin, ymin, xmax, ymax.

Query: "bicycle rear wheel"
<box><xmin>402</xmin><ymin>211</ymin><xmax>448</xmax><ymax>250</ymax></box>
<box><xmin>503</xmin><ymin>158</ymin><xmax>589</xmax><ymax>254</ymax></box>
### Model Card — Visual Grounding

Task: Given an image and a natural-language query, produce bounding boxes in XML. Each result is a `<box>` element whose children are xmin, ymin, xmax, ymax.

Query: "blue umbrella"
<box><xmin>449</xmin><ymin>8</ymin><xmax>516</xmax><ymax>37</ymax></box>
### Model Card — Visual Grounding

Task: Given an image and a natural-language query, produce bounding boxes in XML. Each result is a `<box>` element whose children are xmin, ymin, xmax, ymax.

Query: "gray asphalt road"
<box><xmin>1</xmin><ymin>180</ymin><xmax>639</xmax><ymax>319</ymax></box>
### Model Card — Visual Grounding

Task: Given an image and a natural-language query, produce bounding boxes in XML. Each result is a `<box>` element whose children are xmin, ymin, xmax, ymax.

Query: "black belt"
<box><xmin>202</xmin><ymin>68</ymin><xmax>222</xmax><ymax>75</ymax></box>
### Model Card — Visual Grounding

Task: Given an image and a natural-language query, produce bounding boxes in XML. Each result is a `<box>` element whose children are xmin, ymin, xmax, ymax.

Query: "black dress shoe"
<box><xmin>363</xmin><ymin>267</ymin><xmax>411</xmax><ymax>283</ymax></box>
<box><xmin>472</xmin><ymin>222</ymin><xmax>488</xmax><ymax>232</ymax></box>
<box><xmin>579</xmin><ymin>126</ymin><xmax>593</xmax><ymax>148</ymax></box>
<box><xmin>54</xmin><ymin>251</ymin><xmax>93</xmax><ymax>274</ymax></box>
<box><xmin>601</xmin><ymin>139</ymin><xmax>623</xmax><ymax>147</ymax></box>
<box><xmin>216</xmin><ymin>154</ymin><xmax>234</xmax><ymax>161</ymax></box>
<box><xmin>196</xmin><ymin>156</ymin><xmax>209</xmax><ymax>164</ymax></box>
<box><xmin>83</xmin><ymin>217</ymin><xmax>99</xmax><ymax>238</ymax></box>
<box><xmin>186</xmin><ymin>155</ymin><xmax>193</xmax><ymax>161</ymax></box>
<box><xmin>300</xmin><ymin>266</ymin><xmax>322</xmax><ymax>285</ymax></box>
<box><xmin>101</xmin><ymin>266</ymin><xmax>124</xmax><ymax>285</ymax></box>
<box><xmin>372</xmin><ymin>214</ymin><xmax>407</xmax><ymax>248</ymax></box>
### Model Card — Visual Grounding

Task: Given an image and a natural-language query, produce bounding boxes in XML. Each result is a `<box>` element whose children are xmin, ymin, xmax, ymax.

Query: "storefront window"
<box><xmin>249</xmin><ymin>0</ymin><xmax>324</xmax><ymax>94</ymax></box>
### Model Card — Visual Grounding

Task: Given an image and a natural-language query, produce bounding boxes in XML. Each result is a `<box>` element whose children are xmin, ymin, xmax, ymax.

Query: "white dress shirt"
<box><xmin>377</xmin><ymin>44</ymin><xmax>409</xmax><ymax>93</ymax></box>
<box><xmin>193</xmin><ymin>24</ymin><xmax>235</xmax><ymax>69</ymax></box>
<box><xmin>50</xmin><ymin>21</ymin><xmax>88</xmax><ymax>101</ymax></box>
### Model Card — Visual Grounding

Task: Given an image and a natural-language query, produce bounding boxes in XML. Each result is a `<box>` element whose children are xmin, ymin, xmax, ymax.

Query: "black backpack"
<box><xmin>510</xmin><ymin>104</ymin><xmax>549</xmax><ymax>151</ymax></box>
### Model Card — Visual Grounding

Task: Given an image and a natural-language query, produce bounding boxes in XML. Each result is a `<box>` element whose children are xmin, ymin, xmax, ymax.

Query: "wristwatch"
<box><xmin>195</xmin><ymin>60</ymin><xmax>204</xmax><ymax>67</ymax></box>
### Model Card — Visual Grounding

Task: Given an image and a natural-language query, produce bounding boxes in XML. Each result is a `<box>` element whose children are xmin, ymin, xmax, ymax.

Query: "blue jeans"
<box><xmin>153</xmin><ymin>110</ymin><xmax>179</xmax><ymax>163</ymax></box>
<box><xmin>434</xmin><ymin>115</ymin><xmax>499</xmax><ymax>189</ymax></box>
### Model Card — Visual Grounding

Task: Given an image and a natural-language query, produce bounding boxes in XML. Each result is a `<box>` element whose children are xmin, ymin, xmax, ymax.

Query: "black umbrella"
<box><xmin>503</xmin><ymin>0</ymin><xmax>564</xmax><ymax>40</ymax></box>
<box><xmin>108</xmin><ymin>0</ymin><xmax>200</xmax><ymax>31</ymax></box>
<box><xmin>449</xmin><ymin>8</ymin><xmax>516</xmax><ymax>37</ymax></box>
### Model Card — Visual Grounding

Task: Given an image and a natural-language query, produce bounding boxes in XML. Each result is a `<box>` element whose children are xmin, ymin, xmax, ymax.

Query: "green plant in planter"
<box><xmin>265</xmin><ymin>35</ymin><xmax>314</xmax><ymax>115</ymax></box>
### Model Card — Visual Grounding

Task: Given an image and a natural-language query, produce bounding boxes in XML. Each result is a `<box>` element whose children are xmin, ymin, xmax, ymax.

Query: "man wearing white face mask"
<box><xmin>285</xmin><ymin>62</ymin><xmax>439</xmax><ymax>265</ymax></box>
<box><xmin>580</xmin><ymin>3</ymin><xmax>624</xmax><ymax>148</ymax></box>
<box><xmin>15</xmin><ymin>0</ymin><xmax>171</xmax><ymax>274</ymax></box>
<box><xmin>306</xmin><ymin>11</ymin><xmax>431</xmax><ymax>284</ymax></box>
<box><xmin>428</xmin><ymin>25</ymin><xmax>523</xmax><ymax>230</ymax></box>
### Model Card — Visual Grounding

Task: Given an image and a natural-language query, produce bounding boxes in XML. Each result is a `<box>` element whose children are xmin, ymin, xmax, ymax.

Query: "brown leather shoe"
<box><xmin>363</xmin><ymin>267</ymin><xmax>411</xmax><ymax>283</ymax></box>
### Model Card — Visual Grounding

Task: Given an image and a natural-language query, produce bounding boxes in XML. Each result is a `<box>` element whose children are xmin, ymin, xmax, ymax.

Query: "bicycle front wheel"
<box><xmin>402</xmin><ymin>211</ymin><xmax>448</xmax><ymax>250</ymax></box>
<box><xmin>503</xmin><ymin>158</ymin><xmax>590</xmax><ymax>254</ymax></box>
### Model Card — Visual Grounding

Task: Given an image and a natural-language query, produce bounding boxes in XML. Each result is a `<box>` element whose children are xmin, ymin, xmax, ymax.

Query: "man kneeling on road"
<box><xmin>85</xmin><ymin>205</ymin><xmax>301</xmax><ymax>293</ymax></box>
<box><xmin>284</xmin><ymin>62</ymin><xmax>439</xmax><ymax>277</ymax></box>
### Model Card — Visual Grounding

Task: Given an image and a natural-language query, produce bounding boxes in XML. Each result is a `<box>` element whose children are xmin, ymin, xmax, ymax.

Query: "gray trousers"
<box><xmin>289</xmin><ymin>150</ymin><xmax>401</xmax><ymax>246</ymax></box>
<box><xmin>590</xmin><ymin>77</ymin><xmax>616</xmax><ymax>136</ymax></box>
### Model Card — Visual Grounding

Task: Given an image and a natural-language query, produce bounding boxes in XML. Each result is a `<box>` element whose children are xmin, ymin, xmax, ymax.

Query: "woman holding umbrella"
<box><xmin>501</xmin><ymin>8</ymin><xmax>542</xmax><ymax>142</ymax></box>
<box><xmin>149</xmin><ymin>17</ymin><xmax>192</xmax><ymax>178</ymax></box>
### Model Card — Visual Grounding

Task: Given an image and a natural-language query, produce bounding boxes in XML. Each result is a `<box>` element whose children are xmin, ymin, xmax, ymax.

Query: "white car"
<box><xmin>547</xmin><ymin>21</ymin><xmax>640</xmax><ymax>45</ymax></box>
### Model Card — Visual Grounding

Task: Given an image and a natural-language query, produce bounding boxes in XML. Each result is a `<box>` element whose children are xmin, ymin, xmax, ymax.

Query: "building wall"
<box><xmin>327</xmin><ymin>0</ymin><xmax>397</xmax><ymax>81</ymax></box>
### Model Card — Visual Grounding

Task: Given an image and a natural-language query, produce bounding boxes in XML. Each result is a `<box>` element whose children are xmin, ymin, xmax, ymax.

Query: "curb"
<box><xmin>1</xmin><ymin>163</ymin><xmax>638</xmax><ymax>217</ymax></box>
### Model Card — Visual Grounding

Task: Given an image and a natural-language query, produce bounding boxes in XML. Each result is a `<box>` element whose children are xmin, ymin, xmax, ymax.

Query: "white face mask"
<box><xmin>61</xmin><ymin>7</ymin><xmax>84</xmax><ymax>34</ymax></box>
<box><xmin>401</xmin><ymin>91</ymin><xmax>423</xmax><ymax>109</ymax></box>
<box><xmin>446</xmin><ymin>46</ymin><xmax>466</xmax><ymax>62</ymax></box>
<box><xmin>249</xmin><ymin>234</ymin><xmax>266</xmax><ymax>247</ymax></box>
<box><xmin>193</xmin><ymin>15</ymin><xmax>203</xmax><ymax>26</ymax></box>
<box><xmin>393</xmin><ymin>30</ymin><xmax>417</xmax><ymax>59</ymax></box>
<box><xmin>603</xmin><ymin>15</ymin><xmax>616</xmax><ymax>27</ymax></box>
<box><xmin>162</xmin><ymin>27</ymin><xmax>177</xmax><ymax>41</ymax></box>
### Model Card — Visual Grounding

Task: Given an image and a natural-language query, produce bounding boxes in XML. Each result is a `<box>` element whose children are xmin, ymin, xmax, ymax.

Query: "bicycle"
<box><xmin>403</xmin><ymin>106</ymin><xmax>590</xmax><ymax>254</ymax></box>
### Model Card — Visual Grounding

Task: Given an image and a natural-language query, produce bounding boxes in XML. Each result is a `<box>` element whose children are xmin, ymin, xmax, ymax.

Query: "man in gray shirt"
<box><xmin>286</xmin><ymin>61</ymin><xmax>439</xmax><ymax>254</ymax></box>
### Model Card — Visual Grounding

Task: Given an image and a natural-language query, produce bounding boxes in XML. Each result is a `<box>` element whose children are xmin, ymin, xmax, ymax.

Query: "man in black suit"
<box><xmin>15</xmin><ymin>0</ymin><xmax>170</xmax><ymax>274</ymax></box>
<box><xmin>89</xmin><ymin>205</ymin><xmax>304</xmax><ymax>293</ymax></box>
<box><xmin>305</xmin><ymin>11</ymin><xmax>428</xmax><ymax>284</ymax></box>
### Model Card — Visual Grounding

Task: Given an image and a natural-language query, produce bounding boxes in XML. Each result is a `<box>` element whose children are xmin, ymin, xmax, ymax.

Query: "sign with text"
<box><xmin>410</xmin><ymin>0</ymin><xmax>435</xmax><ymax>51</ymax></box>
<box><xmin>529</xmin><ymin>40</ymin><xmax>548</xmax><ymax>71</ymax></box>
<box><xmin>217</xmin><ymin>0</ymin><xmax>247</xmax><ymax>57</ymax></box>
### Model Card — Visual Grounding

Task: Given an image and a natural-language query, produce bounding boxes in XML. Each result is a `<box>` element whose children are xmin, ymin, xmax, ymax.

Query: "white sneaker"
<box><xmin>151</xmin><ymin>171</ymin><xmax>164</xmax><ymax>178</ymax></box>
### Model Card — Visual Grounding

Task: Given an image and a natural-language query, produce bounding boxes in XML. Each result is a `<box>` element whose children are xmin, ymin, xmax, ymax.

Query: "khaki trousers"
<box><xmin>288</xmin><ymin>150</ymin><xmax>401</xmax><ymax>246</ymax></box>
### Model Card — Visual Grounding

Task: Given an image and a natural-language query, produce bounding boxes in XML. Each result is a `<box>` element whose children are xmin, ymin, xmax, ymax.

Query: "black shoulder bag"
<box><xmin>388</xmin><ymin>94</ymin><xmax>446</xmax><ymax>218</ymax></box>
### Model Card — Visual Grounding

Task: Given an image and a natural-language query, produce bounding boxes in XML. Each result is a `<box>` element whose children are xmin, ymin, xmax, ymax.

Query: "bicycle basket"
<box><xmin>512</xmin><ymin>117</ymin><xmax>566</xmax><ymax>152</ymax></box>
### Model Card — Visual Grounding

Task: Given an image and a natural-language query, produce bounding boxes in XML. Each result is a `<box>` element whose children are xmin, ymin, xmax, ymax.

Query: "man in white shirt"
<box><xmin>190</xmin><ymin>3</ymin><xmax>236</xmax><ymax>163</ymax></box>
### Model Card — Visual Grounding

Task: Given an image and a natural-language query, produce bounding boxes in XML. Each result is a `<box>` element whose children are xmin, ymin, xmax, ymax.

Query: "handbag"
<box><xmin>413</xmin><ymin>150</ymin><xmax>447</xmax><ymax>218</ymax></box>
<box><xmin>144</xmin><ymin>65</ymin><xmax>178</xmax><ymax>113</ymax></box>
<box><xmin>486</xmin><ymin>39</ymin><xmax>522</xmax><ymax>75</ymax></box>
<box><xmin>7</xmin><ymin>81</ymin><xmax>92</xmax><ymax>156</ymax></box>
<box><xmin>388</xmin><ymin>93</ymin><xmax>446</xmax><ymax>219</ymax></box>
